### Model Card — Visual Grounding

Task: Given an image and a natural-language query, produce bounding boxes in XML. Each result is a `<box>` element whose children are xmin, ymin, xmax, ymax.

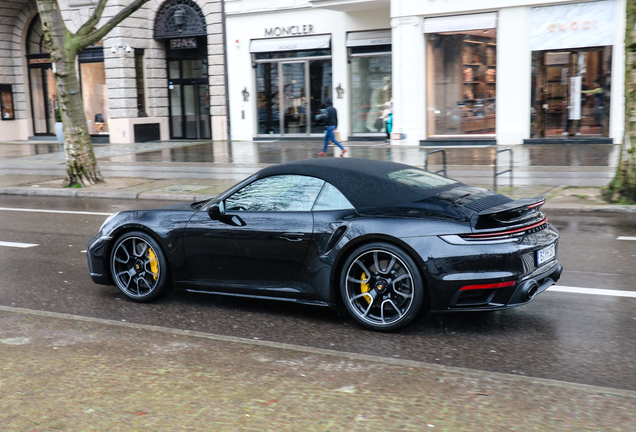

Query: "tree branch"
<box><xmin>78</xmin><ymin>0</ymin><xmax>150</xmax><ymax>49</ymax></box>
<box><xmin>76</xmin><ymin>0</ymin><xmax>109</xmax><ymax>37</ymax></box>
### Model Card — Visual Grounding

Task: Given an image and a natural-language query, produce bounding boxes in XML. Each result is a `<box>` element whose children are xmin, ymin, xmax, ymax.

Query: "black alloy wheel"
<box><xmin>110</xmin><ymin>231</ymin><xmax>170</xmax><ymax>302</ymax></box>
<box><xmin>340</xmin><ymin>242</ymin><xmax>424</xmax><ymax>331</ymax></box>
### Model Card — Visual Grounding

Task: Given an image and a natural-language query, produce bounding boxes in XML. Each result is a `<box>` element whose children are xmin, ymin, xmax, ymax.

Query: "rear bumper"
<box><xmin>432</xmin><ymin>261</ymin><xmax>562</xmax><ymax>313</ymax></box>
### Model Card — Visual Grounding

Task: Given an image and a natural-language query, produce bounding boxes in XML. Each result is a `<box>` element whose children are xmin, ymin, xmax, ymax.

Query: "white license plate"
<box><xmin>537</xmin><ymin>243</ymin><xmax>556</xmax><ymax>266</ymax></box>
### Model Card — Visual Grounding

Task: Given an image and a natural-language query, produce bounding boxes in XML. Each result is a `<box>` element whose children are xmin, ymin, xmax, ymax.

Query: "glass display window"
<box><xmin>531</xmin><ymin>47</ymin><xmax>611</xmax><ymax>138</ymax></box>
<box><xmin>349</xmin><ymin>45</ymin><xmax>392</xmax><ymax>136</ymax></box>
<box><xmin>1</xmin><ymin>85</ymin><xmax>15</xmax><ymax>120</ymax></box>
<box><xmin>426</xmin><ymin>29</ymin><xmax>497</xmax><ymax>136</ymax></box>
<box><xmin>80</xmin><ymin>61</ymin><xmax>109</xmax><ymax>135</ymax></box>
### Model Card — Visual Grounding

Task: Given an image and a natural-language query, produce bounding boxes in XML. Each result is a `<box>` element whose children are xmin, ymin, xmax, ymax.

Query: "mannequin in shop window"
<box><xmin>582</xmin><ymin>82</ymin><xmax>604</xmax><ymax>128</ymax></box>
<box><xmin>94</xmin><ymin>113</ymin><xmax>105</xmax><ymax>133</ymax></box>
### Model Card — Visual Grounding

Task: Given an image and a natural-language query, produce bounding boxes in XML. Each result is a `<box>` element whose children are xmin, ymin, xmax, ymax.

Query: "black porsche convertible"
<box><xmin>87</xmin><ymin>158</ymin><xmax>562</xmax><ymax>331</ymax></box>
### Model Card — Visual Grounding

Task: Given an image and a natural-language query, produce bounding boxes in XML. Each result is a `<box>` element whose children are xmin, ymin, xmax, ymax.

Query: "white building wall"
<box><xmin>496</xmin><ymin>7</ymin><xmax>532</xmax><ymax>145</ymax></box>
<box><xmin>609</xmin><ymin>0</ymin><xmax>626</xmax><ymax>142</ymax></box>
<box><xmin>393</xmin><ymin>0</ymin><xmax>624</xmax><ymax>145</ymax></box>
<box><xmin>390</xmin><ymin>15</ymin><xmax>425</xmax><ymax>145</ymax></box>
<box><xmin>225</xmin><ymin>5</ymin><xmax>389</xmax><ymax>141</ymax></box>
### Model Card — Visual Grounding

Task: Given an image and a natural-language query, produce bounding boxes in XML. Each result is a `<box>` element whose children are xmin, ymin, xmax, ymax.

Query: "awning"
<box><xmin>423</xmin><ymin>12</ymin><xmax>497</xmax><ymax>33</ymax></box>
<box><xmin>250</xmin><ymin>34</ymin><xmax>331</xmax><ymax>53</ymax></box>
<box><xmin>346</xmin><ymin>30</ymin><xmax>391</xmax><ymax>47</ymax></box>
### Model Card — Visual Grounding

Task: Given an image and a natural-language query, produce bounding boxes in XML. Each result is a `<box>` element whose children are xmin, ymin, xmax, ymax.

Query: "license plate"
<box><xmin>537</xmin><ymin>243</ymin><xmax>556</xmax><ymax>266</ymax></box>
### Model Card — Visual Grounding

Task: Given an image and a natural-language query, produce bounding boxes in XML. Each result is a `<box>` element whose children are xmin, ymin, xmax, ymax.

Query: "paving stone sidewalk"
<box><xmin>1</xmin><ymin>306</ymin><xmax>635</xmax><ymax>431</ymax></box>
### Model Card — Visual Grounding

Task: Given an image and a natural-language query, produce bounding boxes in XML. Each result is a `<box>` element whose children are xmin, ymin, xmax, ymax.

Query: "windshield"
<box><xmin>386</xmin><ymin>169</ymin><xmax>457</xmax><ymax>189</ymax></box>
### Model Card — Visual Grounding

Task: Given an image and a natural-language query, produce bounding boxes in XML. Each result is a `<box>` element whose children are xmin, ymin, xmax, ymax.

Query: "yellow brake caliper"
<box><xmin>360</xmin><ymin>272</ymin><xmax>370</xmax><ymax>304</ymax></box>
<box><xmin>148</xmin><ymin>247</ymin><xmax>158</xmax><ymax>280</ymax></box>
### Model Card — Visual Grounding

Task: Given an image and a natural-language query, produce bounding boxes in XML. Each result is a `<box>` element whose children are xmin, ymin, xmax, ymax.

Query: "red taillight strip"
<box><xmin>459</xmin><ymin>281</ymin><xmax>516</xmax><ymax>291</ymax></box>
<box><xmin>527</xmin><ymin>200</ymin><xmax>545</xmax><ymax>209</ymax></box>
<box><xmin>466</xmin><ymin>217</ymin><xmax>547</xmax><ymax>238</ymax></box>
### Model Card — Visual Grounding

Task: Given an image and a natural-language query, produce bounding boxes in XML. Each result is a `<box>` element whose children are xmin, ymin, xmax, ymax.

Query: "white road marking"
<box><xmin>0</xmin><ymin>241</ymin><xmax>39</xmax><ymax>248</ymax></box>
<box><xmin>548</xmin><ymin>286</ymin><xmax>636</xmax><ymax>298</ymax></box>
<box><xmin>0</xmin><ymin>207</ymin><xmax>112</xmax><ymax>216</ymax></box>
<box><xmin>617</xmin><ymin>236</ymin><xmax>636</xmax><ymax>241</ymax></box>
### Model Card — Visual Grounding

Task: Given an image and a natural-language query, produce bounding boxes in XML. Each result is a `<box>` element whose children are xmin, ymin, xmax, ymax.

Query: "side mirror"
<box><xmin>208</xmin><ymin>203</ymin><xmax>223</xmax><ymax>220</ymax></box>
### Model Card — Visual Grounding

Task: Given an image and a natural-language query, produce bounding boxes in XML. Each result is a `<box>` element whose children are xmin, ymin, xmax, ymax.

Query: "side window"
<box><xmin>225</xmin><ymin>175</ymin><xmax>325</xmax><ymax>212</ymax></box>
<box><xmin>313</xmin><ymin>182</ymin><xmax>354</xmax><ymax>211</ymax></box>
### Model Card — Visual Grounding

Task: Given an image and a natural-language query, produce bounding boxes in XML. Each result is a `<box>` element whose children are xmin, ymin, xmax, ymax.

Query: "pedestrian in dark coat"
<box><xmin>319</xmin><ymin>98</ymin><xmax>346</xmax><ymax>157</ymax></box>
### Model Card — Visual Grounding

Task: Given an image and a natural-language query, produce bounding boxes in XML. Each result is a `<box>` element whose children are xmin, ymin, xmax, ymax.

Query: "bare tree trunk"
<box><xmin>36</xmin><ymin>0</ymin><xmax>150</xmax><ymax>186</ymax></box>
<box><xmin>37</xmin><ymin>0</ymin><xmax>102</xmax><ymax>186</ymax></box>
<box><xmin>607</xmin><ymin>0</ymin><xmax>636</xmax><ymax>202</ymax></box>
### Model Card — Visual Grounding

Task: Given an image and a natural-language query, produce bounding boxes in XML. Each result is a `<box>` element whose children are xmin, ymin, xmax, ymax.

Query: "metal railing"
<box><xmin>424</xmin><ymin>149</ymin><xmax>447</xmax><ymax>177</ymax></box>
<box><xmin>494</xmin><ymin>147</ymin><xmax>513</xmax><ymax>192</ymax></box>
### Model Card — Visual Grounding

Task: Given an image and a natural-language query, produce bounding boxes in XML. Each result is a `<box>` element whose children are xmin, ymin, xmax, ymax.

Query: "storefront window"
<box><xmin>426</xmin><ymin>30</ymin><xmax>497</xmax><ymax>136</ymax></box>
<box><xmin>1</xmin><ymin>85</ymin><xmax>15</xmax><ymax>120</ymax></box>
<box><xmin>254</xmin><ymin>50</ymin><xmax>331</xmax><ymax>136</ymax></box>
<box><xmin>256</xmin><ymin>63</ymin><xmax>280</xmax><ymax>135</ymax></box>
<box><xmin>531</xmin><ymin>48</ymin><xmax>611</xmax><ymax>138</ymax></box>
<box><xmin>310</xmin><ymin>60</ymin><xmax>332</xmax><ymax>134</ymax></box>
<box><xmin>135</xmin><ymin>49</ymin><xmax>147</xmax><ymax>117</ymax></box>
<box><xmin>80</xmin><ymin>62</ymin><xmax>109</xmax><ymax>135</ymax></box>
<box><xmin>350</xmin><ymin>51</ymin><xmax>391</xmax><ymax>135</ymax></box>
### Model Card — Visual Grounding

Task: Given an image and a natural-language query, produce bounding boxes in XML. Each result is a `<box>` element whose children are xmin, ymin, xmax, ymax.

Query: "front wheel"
<box><xmin>110</xmin><ymin>231</ymin><xmax>170</xmax><ymax>302</ymax></box>
<box><xmin>340</xmin><ymin>242</ymin><xmax>425</xmax><ymax>331</ymax></box>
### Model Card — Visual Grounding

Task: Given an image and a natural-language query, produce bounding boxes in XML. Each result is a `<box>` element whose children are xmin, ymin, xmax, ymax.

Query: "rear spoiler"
<box><xmin>478</xmin><ymin>197</ymin><xmax>545</xmax><ymax>216</ymax></box>
<box><xmin>470</xmin><ymin>197</ymin><xmax>546</xmax><ymax>232</ymax></box>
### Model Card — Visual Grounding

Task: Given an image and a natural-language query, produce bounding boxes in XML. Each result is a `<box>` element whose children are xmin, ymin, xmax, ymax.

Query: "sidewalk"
<box><xmin>0</xmin><ymin>139</ymin><xmax>633</xmax><ymax>213</ymax></box>
<box><xmin>1</xmin><ymin>305</ymin><xmax>635</xmax><ymax>431</ymax></box>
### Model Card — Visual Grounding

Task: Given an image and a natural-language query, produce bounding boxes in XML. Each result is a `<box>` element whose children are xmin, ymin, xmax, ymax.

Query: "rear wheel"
<box><xmin>110</xmin><ymin>231</ymin><xmax>170</xmax><ymax>302</ymax></box>
<box><xmin>340</xmin><ymin>242</ymin><xmax>424</xmax><ymax>331</ymax></box>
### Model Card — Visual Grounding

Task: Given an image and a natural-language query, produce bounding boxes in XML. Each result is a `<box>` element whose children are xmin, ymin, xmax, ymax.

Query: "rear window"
<box><xmin>386</xmin><ymin>169</ymin><xmax>457</xmax><ymax>189</ymax></box>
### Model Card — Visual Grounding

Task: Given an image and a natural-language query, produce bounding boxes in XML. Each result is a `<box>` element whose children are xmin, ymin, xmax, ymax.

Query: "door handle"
<box><xmin>280</xmin><ymin>233</ymin><xmax>304</xmax><ymax>242</ymax></box>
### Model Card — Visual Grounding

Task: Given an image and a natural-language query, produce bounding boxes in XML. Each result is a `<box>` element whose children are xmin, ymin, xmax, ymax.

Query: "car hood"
<box><xmin>158</xmin><ymin>202</ymin><xmax>199</xmax><ymax>211</ymax></box>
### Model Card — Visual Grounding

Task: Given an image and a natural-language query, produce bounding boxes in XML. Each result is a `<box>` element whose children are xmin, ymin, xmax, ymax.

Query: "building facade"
<box><xmin>0</xmin><ymin>0</ymin><xmax>625</xmax><ymax>146</ymax></box>
<box><xmin>225</xmin><ymin>0</ymin><xmax>625</xmax><ymax>145</ymax></box>
<box><xmin>0</xmin><ymin>0</ymin><xmax>228</xmax><ymax>143</ymax></box>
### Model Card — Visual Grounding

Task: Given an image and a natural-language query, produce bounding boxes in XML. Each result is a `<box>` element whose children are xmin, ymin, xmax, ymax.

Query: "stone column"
<box><xmin>390</xmin><ymin>15</ymin><xmax>425</xmax><ymax>145</ymax></box>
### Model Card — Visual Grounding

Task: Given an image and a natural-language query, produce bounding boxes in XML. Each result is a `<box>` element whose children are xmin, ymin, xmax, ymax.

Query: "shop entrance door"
<box><xmin>168</xmin><ymin>79</ymin><xmax>211</xmax><ymax>139</ymax></box>
<box><xmin>256</xmin><ymin>58</ymin><xmax>332</xmax><ymax>137</ymax></box>
<box><xmin>29</xmin><ymin>65</ymin><xmax>56</xmax><ymax>135</ymax></box>
<box><xmin>532</xmin><ymin>48</ymin><xmax>611</xmax><ymax>138</ymax></box>
<box><xmin>167</xmin><ymin>49</ymin><xmax>211</xmax><ymax>140</ymax></box>
<box><xmin>282</xmin><ymin>62</ymin><xmax>307</xmax><ymax>135</ymax></box>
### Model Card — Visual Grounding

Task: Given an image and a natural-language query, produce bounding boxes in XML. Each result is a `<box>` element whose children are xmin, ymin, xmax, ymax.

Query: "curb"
<box><xmin>0</xmin><ymin>186</ymin><xmax>214</xmax><ymax>202</ymax></box>
<box><xmin>0</xmin><ymin>186</ymin><xmax>634</xmax><ymax>213</ymax></box>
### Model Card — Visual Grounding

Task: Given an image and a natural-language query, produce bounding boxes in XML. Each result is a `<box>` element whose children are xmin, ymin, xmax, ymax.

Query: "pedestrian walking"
<box><xmin>380</xmin><ymin>101</ymin><xmax>392</xmax><ymax>142</ymax></box>
<box><xmin>319</xmin><ymin>98</ymin><xmax>346</xmax><ymax>157</ymax></box>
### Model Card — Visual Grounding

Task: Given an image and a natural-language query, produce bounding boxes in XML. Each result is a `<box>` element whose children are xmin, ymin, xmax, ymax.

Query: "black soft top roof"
<box><xmin>256</xmin><ymin>158</ymin><xmax>460</xmax><ymax>210</ymax></box>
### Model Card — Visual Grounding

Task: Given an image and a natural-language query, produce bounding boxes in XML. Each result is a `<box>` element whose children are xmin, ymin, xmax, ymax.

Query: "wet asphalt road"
<box><xmin>0</xmin><ymin>195</ymin><xmax>635</xmax><ymax>392</ymax></box>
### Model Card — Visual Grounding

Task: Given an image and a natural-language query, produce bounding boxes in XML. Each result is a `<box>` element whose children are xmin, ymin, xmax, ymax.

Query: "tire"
<box><xmin>110</xmin><ymin>231</ymin><xmax>170</xmax><ymax>302</ymax></box>
<box><xmin>340</xmin><ymin>242</ymin><xmax>424</xmax><ymax>331</ymax></box>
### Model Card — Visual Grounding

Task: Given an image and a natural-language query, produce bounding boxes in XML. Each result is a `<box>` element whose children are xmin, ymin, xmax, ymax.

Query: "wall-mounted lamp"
<box><xmin>336</xmin><ymin>83</ymin><xmax>345</xmax><ymax>99</ymax></box>
<box><xmin>111</xmin><ymin>44</ymin><xmax>132</xmax><ymax>54</ymax></box>
<box><xmin>174</xmin><ymin>7</ymin><xmax>186</xmax><ymax>32</ymax></box>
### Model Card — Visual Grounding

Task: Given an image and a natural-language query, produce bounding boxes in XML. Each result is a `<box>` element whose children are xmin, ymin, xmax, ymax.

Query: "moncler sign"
<box><xmin>264</xmin><ymin>25</ymin><xmax>315</xmax><ymax>37</ymax></box>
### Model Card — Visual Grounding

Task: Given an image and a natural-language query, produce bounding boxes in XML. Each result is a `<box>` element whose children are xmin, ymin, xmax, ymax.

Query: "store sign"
<box><xmin>170</xmin><ymin>38</ymin><xmax>197</xmax><ymax>50</ymax></box>
<box><xmin>264</xmin><ymin>25</ymin><xmax>314</xmax><ymax>38</ymax></box>
<box><xmin>530</xmin><ymin>0</ymin><xmax>616</xmax><ymax>51</ymax></box>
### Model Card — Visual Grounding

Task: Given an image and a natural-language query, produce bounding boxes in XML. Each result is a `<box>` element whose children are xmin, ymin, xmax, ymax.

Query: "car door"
<box><xmin>183</xmin><ymin>175</ymin><xmax>325</xmax><ymax>288</ymax></box>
